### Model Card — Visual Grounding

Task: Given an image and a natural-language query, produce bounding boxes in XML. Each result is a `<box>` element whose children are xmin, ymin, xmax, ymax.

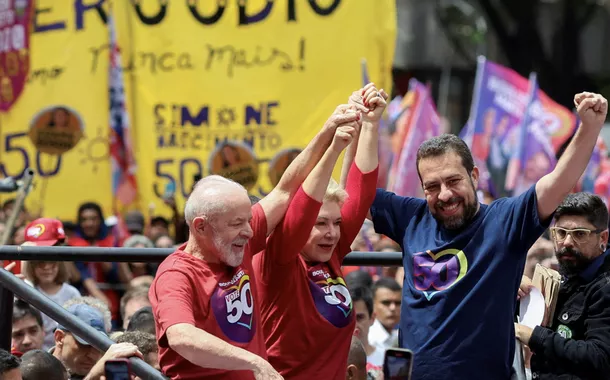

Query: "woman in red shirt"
<box><xmin>253</xmin><ymin>84</ymin><xmax>387</xmax><ymax>379</ymax></box>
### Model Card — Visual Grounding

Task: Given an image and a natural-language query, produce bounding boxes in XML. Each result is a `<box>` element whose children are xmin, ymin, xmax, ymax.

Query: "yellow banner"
<box><xmin>0</xmin><ymin>1</ymin><xmax>396</xmax><ymax>221</ymax></box>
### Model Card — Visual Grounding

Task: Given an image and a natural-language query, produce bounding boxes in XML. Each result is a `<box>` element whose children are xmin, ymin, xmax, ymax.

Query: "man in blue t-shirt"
<box><xmin>367</xmin><ymin>92</ymin><xmax>608</xmax><ymax>379</ymax></box>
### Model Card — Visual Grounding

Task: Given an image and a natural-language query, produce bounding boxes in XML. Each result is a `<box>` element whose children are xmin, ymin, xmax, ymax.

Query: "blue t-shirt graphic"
<box><xmin>370</xmin><ymin>185</ymin><xmax>549</xmax><ymax>380</ymax></box>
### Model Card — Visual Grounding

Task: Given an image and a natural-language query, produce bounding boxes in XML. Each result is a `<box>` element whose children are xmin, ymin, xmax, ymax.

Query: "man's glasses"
<box><xmin>550</xmin><ymin>226</ymin><xmax>604</xmax><ymax>244</ymax></box>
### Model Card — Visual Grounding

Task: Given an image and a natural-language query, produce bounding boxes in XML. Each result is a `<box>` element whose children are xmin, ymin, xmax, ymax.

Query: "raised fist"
<box><xmin>574</xmin><ymin>92</ymin><xmax>608</xmax><ymax>130</ymax></box>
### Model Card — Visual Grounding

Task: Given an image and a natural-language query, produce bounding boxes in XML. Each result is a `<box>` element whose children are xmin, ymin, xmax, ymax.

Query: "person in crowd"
<box><xmin>343</xmin><ymin>221</ymin><xmax>381</xmax><ymax>278</ymax></box>
<box><xmin>253</xmin><ymin>83</ymin><xmax>384</xmax><ymax>379</ymax></box>
<box><xmin>345</xmin><ymin>337</ymin><xmax>368</xmax><ymax>380</ymax></box>
<box><xmin>20</xmin><ymin>350</ymin><xmax>67</xmax><ymax>380</ymax></box>
<box><xmin>126</xmin><ymin>307</ymin><xmax>155</xmax><ymax>336</ymax></box>
<box><xmin>62</xmin><ymin>297</ymin><xmax>112</xmax><ymax>334</ymax></box>
<box><xmin>149</xmin><ymin>216</ymin><xmax>170</xmax><ymax>241</ymax></box>
<box><xmin>350</xmin><ymin>287</ymin><xmax>384</xmax><ymax>373</ymax></box>
<box><xmin>122</xmin><ymin>235</ymin><xmax>157</xmax><ymax>279</ymax></box>
<box><xmin>516</xmin><ymin>193</ymin><xmax>610</xmax><ymax>379</ymax></box>
<box><xmin>21</xmin><ymin>218</ymin><xmax>81</xmax><ymax>350</ymax></box>
<box><xmin>115</xmin><ymin>331</ymin><xmax>160</xmax><ymax>372</ymax></box>
<box><xmin>122</xmin><ymin>235</ymin><xmax>154</xmax><ymax>250</ymax></box>
<box><xmin>2</xmin><ymin>199</ymin><xmax>29</xmax><ymax>229</ymax></box>
<box><xmin>60</xmin><ymin>221</ymin><xmax>78</xmax><ymax>242</ymax></box>
<box><xmin>129</xmin><ymin>276</ymin><xmax>153</xmax><ymax>289</ymax></box>
<box><xmin>11</xmin><ymin>301</ymin><xmax>44</xmax><ymax>355</ymax></box>
<box><xmin>153</xmin><ymin>234</ymin><xmax>174</xmax><ymax>249</ymax></box>
<box><xmin>51</xmin><ymin>302</ymin><xmax>140</xmax><ymax>380</ymax></box>
<box><xmin>11</xmin><ymin>226</ymin><xmax>26</xmax><ymax>246</ymax></box>
<box><xmin>160</xmin><ymin>196</ymin><xmax>189</xmax><ymax>245</ymax></box>
<box><xmin>1</xmin><ymin>199</ymin><xmax>14</xmax><ymax>217</ymax></box>
<box><xmin>0</xmin><ymin>349</ymin><xmax>21</xmax><ymax>380</ymax></box>
<box><xmin>345</xmin><ymin>270</ymin><xmax>373</xmax><ymax>291</ymax></box>
<box><xmin>377</xmin><ymin>240</ymin><xmax>402</xmax><ymax>283</ymax></box>
<box><xmin>365</xmin><ymin>92</ymin><xmax>608</xmax><ymax>379</ymax></box>
<box><xmin>369</xmin><ymin>278</ymin><xmax>401</xmax><ymax>352</ymax></box>
<box><xmin>108</xmin><ymin>331</ymin><xmax>124</xmax><ymax>341</ymax></box>
<box><xmin>150</xmin><ymin>102</ymin><xmax>363</xmax><ymax>379</ymax></box>
<box><xmin>524</xmin><ymin>237</ymin><xmax>557</xmax><ymax>278</ymax></box>
<box><xmin>124</xmin><ymin>210</ymin><xmax>145</xmax><ymax>236</ymax></box>
<box><xmin>120</xmin><ymin>286</ymin><xmax>151</xmax><ymax>330</ymax></box>
<box><xmin>69</xmin><ymin>202</ymin><xmax>127</xmax><ymax>327</ymax></box>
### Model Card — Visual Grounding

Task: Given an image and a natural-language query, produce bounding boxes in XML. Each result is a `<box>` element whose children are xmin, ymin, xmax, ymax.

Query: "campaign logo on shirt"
<box><xmin>307</xmin><ymin>264</ymin><xmax>352</xmax><ymax>328</ymax></box>
<box><xmin>211</xmin><ymin>268</ymin><xmax>256</xmax><ymax>343</ymax></box>
<box><xmin>413</xmin><ymin>248</ymin><xmax>468</xmax><ymax>301</ymax></box>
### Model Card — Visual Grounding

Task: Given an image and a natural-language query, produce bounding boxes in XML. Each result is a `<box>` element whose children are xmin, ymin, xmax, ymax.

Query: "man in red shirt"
<box><xmin>150</xmin><ymin>107</ymin><xmax>361</xmax><ymax>379</ymax></box>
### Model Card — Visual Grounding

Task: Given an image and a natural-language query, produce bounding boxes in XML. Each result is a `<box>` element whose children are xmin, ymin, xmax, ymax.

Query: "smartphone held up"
<box><xmin>383</xmin><ymin>348</ymin><xmax>413</xmax><ymax>380</ymax></box>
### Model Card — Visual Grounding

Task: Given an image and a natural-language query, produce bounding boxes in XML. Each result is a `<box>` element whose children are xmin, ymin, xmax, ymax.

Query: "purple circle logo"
<box><xmin>308</xmin><ymin>265</ymin><xmax>352</xmax><ymax>328</ymax></box>
<box><xmin>413</xmin><ymin>249</ymin><xmax>468</xmax><ymax>300</ymax></box>
<box><xmin>211</xmin><ymin>269</ymin><xmax>256</xmax><ymax>343</ymax></box>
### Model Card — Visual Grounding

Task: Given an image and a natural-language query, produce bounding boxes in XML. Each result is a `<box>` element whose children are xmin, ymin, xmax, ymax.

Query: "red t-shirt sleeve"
<box><xmin>248</xmin><ymin>203</ymin><xmax>268</xmax><ymax>255</ymax></box>
<box><xmin>151</xmin><ymin>270</ymin><xmax>197</xmax><ymax>348</ymax></box>
<box><xmin>338</xmin><ymin>163</ymin><xmax>379</xmax><ymax>260</ymax></box>
<box><xmin>262</xmin><ymin>186</ymin><xmax>322</xmax><ymax>270</ymax></box>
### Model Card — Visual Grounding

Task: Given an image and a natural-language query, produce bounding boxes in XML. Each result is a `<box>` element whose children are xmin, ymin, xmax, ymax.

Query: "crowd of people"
<box><xmin>0</xmin><ymin>86</ymin><xmax>608</xmax><ymax>380</ymax></box>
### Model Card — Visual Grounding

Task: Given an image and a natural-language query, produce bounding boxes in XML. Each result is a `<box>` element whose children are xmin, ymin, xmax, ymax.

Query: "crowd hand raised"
<box><xmin>574</xmin><ymin>92</ymin><xmax>608</xmax><ymax>129</ymax></box>
<box><xmin>3</xmin><ymin>261</ymin><xmax>25</xmax><ymax>281</ymax></box>
<box><xmin>517</xmin><ymin>275</ymin><xmax>533</xmax><ymax>301</ymax></box>
<box><xmin>322</xmin><ymin>104</ymin><xmax>360</xmax><ymax>134</ymax></box>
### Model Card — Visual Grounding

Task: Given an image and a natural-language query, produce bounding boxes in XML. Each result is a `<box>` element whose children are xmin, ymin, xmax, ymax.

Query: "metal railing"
<box><xmin>0</xmin><ymin>245</ymin><xmax>403</xmax><ymax>265</ymax></box>
<box><xmin>0</xmin><ymin>266</ymin><xmax>166</xmax><ymax>380</ymax></box>
<box><xmin>0</xmin><ymin>245</ymin><xmax>401</xmax><ymax>379</ymax></box>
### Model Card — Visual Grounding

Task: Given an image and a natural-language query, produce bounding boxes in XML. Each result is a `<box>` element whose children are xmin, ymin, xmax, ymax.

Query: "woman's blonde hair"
<box><xmin>323</xmin><ymin>179</ymin><xmax>348</xmax><ymax>206</ymax></box>
<box><xmin>23</xmin><ymin>261</ymin><xmax>69</xmax><ymax>285</ymax></box>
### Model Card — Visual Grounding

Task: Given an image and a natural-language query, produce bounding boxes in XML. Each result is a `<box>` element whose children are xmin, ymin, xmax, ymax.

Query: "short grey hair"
<box><xmin>123</xmin><ymin>234</ymin><xmax>154</xmax><ymax>248</ymax></box>
<box><xmin>184</xmin><ymin>175</ymin><xmax>246</xmax><ymax>226</ymax></box>
<box><xmin>63</xmin><ymin>296</ymin><xmax>112</xmax><ymax>333</ymax></box>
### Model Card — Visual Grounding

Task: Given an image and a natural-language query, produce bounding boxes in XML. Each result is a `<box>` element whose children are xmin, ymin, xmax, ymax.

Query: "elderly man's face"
<box><xmin>195</xmin><ymin>191</ymin><xmax>254</xmax><ymax>267</ymax></box>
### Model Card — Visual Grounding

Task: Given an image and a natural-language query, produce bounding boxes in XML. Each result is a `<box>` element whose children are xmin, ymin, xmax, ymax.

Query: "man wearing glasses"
<box><xmin>515</xmin><ymin>192</ymin><xmax>610</xmax><ymax>379</ymax></box>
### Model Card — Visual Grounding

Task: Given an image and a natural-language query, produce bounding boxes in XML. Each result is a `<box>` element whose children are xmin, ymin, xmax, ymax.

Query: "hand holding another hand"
<box><xmin>349</xmin><ymin>83</ymin><xmax>389</xmax><ymax>123</ymax></box>
<box><xmin>322</xmin><ymin>104</ymin><xmax>360</xmax><ymax>134</ymax></box>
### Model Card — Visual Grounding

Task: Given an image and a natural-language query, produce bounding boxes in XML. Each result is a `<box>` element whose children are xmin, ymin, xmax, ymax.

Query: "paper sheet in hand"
<box><xmin>518</xmin><ymin>287</ymin><xmax>545</xmax><ymax>329</ymax></box>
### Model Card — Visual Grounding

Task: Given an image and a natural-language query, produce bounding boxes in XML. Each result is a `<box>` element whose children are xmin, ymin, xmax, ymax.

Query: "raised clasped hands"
<box><xmin>322</xmin><ymin>104</ymin><xmax>361</xmax><ymax>134</ymax></box>
<box><xmin>349</xmin><ymin>82</ymin><xmax>389</xmax><ymax>123</ymax></box>
<box><xmin>330</xmin><ymin>124</ymin><xmax>358</xmax><ymax>154</ymax></box>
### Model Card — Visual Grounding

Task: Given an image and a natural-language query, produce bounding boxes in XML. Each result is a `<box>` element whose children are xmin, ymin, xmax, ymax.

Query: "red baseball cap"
<box><xmin>24</xmin><ymin>218</ymin><xmax>66</xmax><ymax>246</ymax></box>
